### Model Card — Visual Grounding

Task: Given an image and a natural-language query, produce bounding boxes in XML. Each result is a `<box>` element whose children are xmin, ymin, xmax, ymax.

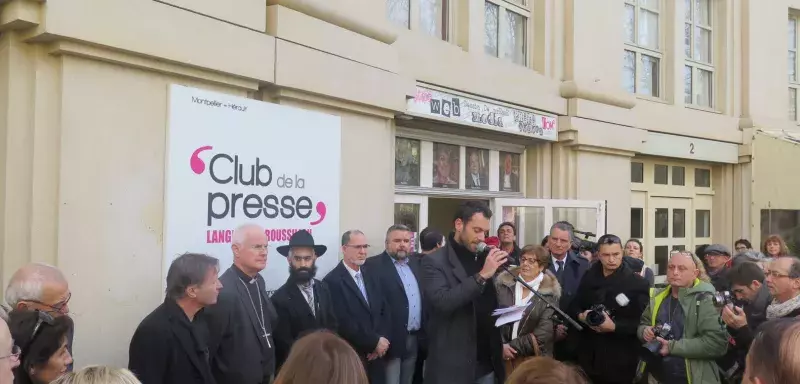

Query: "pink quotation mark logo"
<box><xmin>190</xmin><ymin>146</ymin><xmax>213</xmax><ymax>174</ymax></box>
<box><xmin>310</xmin><ymin>202</ymin><xmax>327</xmax><ymax>226</ymax></box>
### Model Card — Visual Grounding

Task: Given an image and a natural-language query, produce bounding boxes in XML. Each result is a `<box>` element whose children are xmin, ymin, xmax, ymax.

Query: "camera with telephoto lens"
<box><xmin>712</xmin><ymin>291</ymin><xmax>734</xmax><ymax>308</ymax></box>
<box><xmin>642</xmin><ymin>323</ymin><xmax>674</xmax><ymax>355</ymax></box>
<box><xmin>585</xmin><ymin>304</ymin><xmax>608</xmax><ymax>327</ymax></box>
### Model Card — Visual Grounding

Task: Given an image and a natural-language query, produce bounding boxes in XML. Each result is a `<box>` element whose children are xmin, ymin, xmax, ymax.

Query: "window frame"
<box><xmin>623</xmin><ymin>0</ymin><xmax>664</xmax><ymax>99</ymax></box>
<box><xmin>484</xmin><ymin>0</ymin><xmax>531</xmax><ymax>67</ymax></box>
<box><xmin>789</xmin><ymin>15</ymin><xmax>799</xmax><ymax>121</ymax></box>
<box><xmin>684</xmin><ymin>0</ymin><xmax>715</xmax><ymax>109</ymax></box>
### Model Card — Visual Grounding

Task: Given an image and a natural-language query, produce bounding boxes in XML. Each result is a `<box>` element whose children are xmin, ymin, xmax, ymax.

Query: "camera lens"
<box><xmin>586</xmin><ymin>310</ymin><xmax>605</xmax><ymax>327</ymax></box>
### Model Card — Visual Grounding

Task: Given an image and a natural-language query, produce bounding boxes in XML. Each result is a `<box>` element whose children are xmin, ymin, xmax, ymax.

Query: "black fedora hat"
<box><xmin>277</xmin><ymin>230</ymin><xmax>327</xmax><ymax>257</ymax></box>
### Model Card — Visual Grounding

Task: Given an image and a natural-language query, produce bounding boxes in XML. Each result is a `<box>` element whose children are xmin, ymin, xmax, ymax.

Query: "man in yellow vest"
<box><xmin>637</xmin><ymin>251</ymin><xmax>728</xmax><ymax>384</ymax></box>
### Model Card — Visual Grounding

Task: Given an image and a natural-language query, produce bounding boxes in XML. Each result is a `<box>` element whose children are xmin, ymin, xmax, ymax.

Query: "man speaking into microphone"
<box><xmin>421</xmin><ymin>201</ymin><xmax>508</xmax><ymax>384</ymax></box>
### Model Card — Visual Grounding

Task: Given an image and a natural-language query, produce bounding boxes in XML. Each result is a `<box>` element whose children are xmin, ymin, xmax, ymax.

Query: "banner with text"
<box><xmin>407</xmin><ymin>86</ymin><xmax>558</xmax><ymax>141</ymax></box>
<box><xmin>164</xmin><ymin>85</ymin><xmax>341</xmax><ymax>293</ymax></box>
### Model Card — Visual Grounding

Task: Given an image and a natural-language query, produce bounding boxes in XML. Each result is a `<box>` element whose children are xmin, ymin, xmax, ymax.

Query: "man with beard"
<box><xmin>206</xmin><ymin>223</ymin><xmax>277</xmax><ymax>384</ymax></box>
<box><xmin>365</xmin><ymin>224</ymin><xmax>424</xmax><ymax>384</ymax></box>
<box><xmin>271</xmin><ymin>230</ymin><xmax>339</xmax><ymax>371</ymax></box>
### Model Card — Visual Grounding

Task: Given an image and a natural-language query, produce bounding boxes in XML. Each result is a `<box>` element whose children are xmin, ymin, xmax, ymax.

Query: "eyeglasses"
<box><xmin>0</xmin><ymin>345</ymin><xmax>20</xmax><ymax>361</ymax></box>
<box><xmin>346</xmin><ymin>244</ymin><xmax>371</xmax><ymax>250</ymax></box>
<box><xmin>765</xmin><ymin>270</ymin><xmax>794</xmax><ymax>279</ymax></box>
<box><xmin>520</xmin><ymin>258</ymin><xmax>538</xmax><ymax>266</ymax></box>
<box><xmin>25</xmin><ymin>292</ymin><xmax>71</xmax><ymax>315</ymax></box>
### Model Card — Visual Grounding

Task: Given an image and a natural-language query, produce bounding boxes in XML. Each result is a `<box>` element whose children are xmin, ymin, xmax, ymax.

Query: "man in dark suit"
<box><xmin>466</xmin><ymin>151</ymin><xmax>487</xmax><ymax>190</ymax></box>
<box><xmin>422</xmin><ymin>201</ymin><xmax>508</xmax><ymax>384</ymax></box>
<box><xmin>545</xmin><ymin>221</ymin><xmax>590</xmax><ymax>362</ymax></box>
<box><xmin>365</xmin><ymin>224</ymin><xmax>424</xmax><ymax>384</ymax></box>
<box><xmin>324</xmin><ymin>230</ymin><xmax>392</xmax><ymax>384</ymax></box>
<box><xmin>129</xmin><ymin>253</ymin><xmax>221</xmax><ymax>384</ymax></box>
<box><xmin>271</xmin><ymin>230</ymin><xmax>338</xmax><ymax>371</ymax></box>
<box><xmin>206</xmin><ymin>223</ymin><xmax>277</xmax><ymax>384</ymax></box>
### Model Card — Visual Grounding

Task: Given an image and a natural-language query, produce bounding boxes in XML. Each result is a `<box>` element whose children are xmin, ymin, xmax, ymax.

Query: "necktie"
<box><xmin>556</xmin><ymin>260</ymin><xmax>565</xmax><ymax>278</ymax></box>
<box><xmin>355</xmin><ymin>272</ymin><xmax>369</xmax><ymax>304</ymax></box>
<box><xmin>301</xmin><ymin>284</ymin><xmax>315</xmax><ymax>316</ymax></box>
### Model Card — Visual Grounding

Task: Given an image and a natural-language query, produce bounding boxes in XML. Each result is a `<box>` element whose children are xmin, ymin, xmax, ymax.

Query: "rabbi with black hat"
<box><xmin>270</xmin><ymin>229</ymin><xmax>339</xmax><ymax>371</ymax></box>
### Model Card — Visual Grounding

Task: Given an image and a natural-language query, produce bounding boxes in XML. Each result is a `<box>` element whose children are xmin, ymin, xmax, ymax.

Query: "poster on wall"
<box><xmin>464</xmin><ymin>147</ymin><xmax>489</xmax><ymax>190</ymax></box>
<box><xmin>499</xmin><ymin>152</ymin><xmax>521</xmax><ymax>192</ymax></box>
<box><xmin>163</xmin><ymin>84</ymin><xmax>342</xmax><ymax>293</ymax></box>
<box><xmin>432</xmin><ymin>142</ymin><xmax>459</xmax><ymax>188</ymax></box>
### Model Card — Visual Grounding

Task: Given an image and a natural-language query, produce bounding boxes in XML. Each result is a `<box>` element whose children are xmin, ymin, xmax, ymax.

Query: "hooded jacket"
<box><xmin>637</xmin><ymin>279</ymin><xmax>729</xmax><ymax>384</ymax></box>
<box><xmin>494</xmin><ymin>269</ymin><xmax>562</xmax><ymax>356</ymax></box>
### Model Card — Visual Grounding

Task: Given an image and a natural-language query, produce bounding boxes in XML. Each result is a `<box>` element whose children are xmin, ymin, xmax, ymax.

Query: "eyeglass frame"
<box><xmin>22</xmin><ymin>292</ymin><xmax>71</xmax><ymax>315</ymax></box>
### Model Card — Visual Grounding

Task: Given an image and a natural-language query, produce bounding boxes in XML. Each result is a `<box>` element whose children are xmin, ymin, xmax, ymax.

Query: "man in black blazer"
<box><xmin>324</xmin><ymin>230</ymin><xmax>391</xmax><ymax>384</ymax></box>
<box><xmin>365</xmin><ymin>224</ymin><xmax>424</xmax><ymax>384</ymax></box>
<box><xmin>421</xmin><ymin>201</ymin><xmax>508</xmax><ymax>384</ymax></box>
<box><xmin>129</xmin><ymin>253</ymin><xmax>221</xmax><ymax>384</ymax></box>
<box><xmin>206</xmin><ymin>223</ymin><xmax>277</xmax><ymax>384</ymax></box>
<box><xmin>271</xmin><ymin>230</ymin><xmax>339</xmax><ymax>371</ymax></box>
<box><xmin>546</xmin><ymin>221</ymin><xmax>590</xmax><ymax>362</ymax></box>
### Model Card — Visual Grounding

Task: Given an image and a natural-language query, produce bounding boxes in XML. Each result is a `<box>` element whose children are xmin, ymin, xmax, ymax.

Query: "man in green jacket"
<box><xmin>637</xmin><ymin>251</ymin><xmax>728</xmax><ymax>384</ymax></box>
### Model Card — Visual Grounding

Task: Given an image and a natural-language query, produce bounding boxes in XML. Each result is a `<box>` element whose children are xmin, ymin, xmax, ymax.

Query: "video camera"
<box><xmin>585</xmin><ymin>304</ymin><xmax>609</xmax><ymax>327</ymax></box>
<box><xmin>572</xmin><ymin>230</ymin><xmax>597</xmax><ymax>254</ymax></box>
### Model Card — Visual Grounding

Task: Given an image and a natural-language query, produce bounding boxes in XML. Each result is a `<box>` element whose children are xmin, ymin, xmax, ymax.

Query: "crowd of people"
<box><xmin>0</xmin><ymin>200</ymin><xmax>799</xmax><ymax>384</ymax></box>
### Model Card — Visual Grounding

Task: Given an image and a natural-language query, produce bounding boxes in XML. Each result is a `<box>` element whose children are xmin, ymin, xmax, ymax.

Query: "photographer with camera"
<box><xmin>567</xmin><ymin>234</ymin><xmax>649</xmax><ymax>384</ymax></box>
<box><xmin>637</xmin><ymin>251</ymin><xmax>728</xmax><ymax>384</ymax></box>
<box><xmin>716</xmin><ymin>261</ymin><xmax>771</xmax><ymax>383</ymax></box>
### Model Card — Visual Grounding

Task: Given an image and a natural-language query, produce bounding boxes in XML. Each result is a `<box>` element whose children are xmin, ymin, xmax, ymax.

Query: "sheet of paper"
<box><xmin>495</xmin><ymin>310</ymin><xmax>524</xmax><ymax>327</ymax></box>
<box><xmin>491</xmin><ymin>303</ymin><xmax>529</xmax><ymax>316</ymax></box>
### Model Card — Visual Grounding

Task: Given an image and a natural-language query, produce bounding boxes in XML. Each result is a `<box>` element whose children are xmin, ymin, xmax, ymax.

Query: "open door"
<box><xmin>492</xmin><ymin>199</ymin><xmax>607</xmax><ymax>246</ymax></box>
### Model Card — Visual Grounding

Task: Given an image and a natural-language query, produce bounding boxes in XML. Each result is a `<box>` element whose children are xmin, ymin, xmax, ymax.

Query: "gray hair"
<box><xmin>165</xmin><ymin>253</ymin><xmax>219</xmax><ymax>300</ymax></box>
<box><xmin>773</xmin><ymin>256</ymin><xmax>800</xmax><ymax>279</ymax></box>
<box><xmin>51</xmin><ymin>366</ymin><xmax>142</xmax><ymax>384</ymax></box>
<box><xmin>341</xmin><ymin>230</ymin><xmax>365</xmax><ymax>246</ymax></box>
<box><xmin>549</xmin><ymin>221</ymin><xmax>575</xmax><ymax>242</ymax></box>
<box><xmin>4</xmin><ymin>262</ymin><xmax>67</xmax><ymax>307</ymax></box>
<box><xmin>385</xmin><ymin>224</ymin><xmax>411</xmax><ymax>239</ymax></box>
<box><xmin>232</xmin><ymin>223</ymin><xmax>265</xmax><ymax>245</ymax></box>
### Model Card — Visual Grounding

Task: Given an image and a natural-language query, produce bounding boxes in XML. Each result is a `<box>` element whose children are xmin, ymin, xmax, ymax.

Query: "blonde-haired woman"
<box><xmin>51</xmin><ymin>366</ymin><xmax>141</xmax><ymax>384</ymax></box>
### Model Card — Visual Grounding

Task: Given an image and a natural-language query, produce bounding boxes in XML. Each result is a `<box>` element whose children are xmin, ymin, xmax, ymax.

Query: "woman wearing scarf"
<box><xmin>494</xmin><ymin>245</ymin><xmax>561</xmax><ymax>375</ymax></box>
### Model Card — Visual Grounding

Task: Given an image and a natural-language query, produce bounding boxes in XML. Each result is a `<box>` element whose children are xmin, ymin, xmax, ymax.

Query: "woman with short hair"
<box><xmin>7</xmin><ymin>310</ymin><xmax>73</xmax><ymax>384</ymax></box>
<box><xmin>51</xmin><ymin>366</ymin><xmax>141</xmax><ymax>384</ymax></box>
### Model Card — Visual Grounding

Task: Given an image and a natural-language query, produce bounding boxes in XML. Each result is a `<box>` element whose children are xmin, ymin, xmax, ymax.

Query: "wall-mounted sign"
<box><xmin>407</xmin><ymin>86</ymin><xmax>558</xmax><ymax>141</ymax></box>
<box><xmin>641</xmin><ymin>132</ymin><xmax>738</xmax><ymax>164</ymax></box>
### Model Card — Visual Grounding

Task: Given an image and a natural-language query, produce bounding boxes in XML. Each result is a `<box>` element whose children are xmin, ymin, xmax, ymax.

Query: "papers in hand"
<box><xmin>492</xmin><ymin>303</ymin><xmax>530</xmax><ymax>327</ymax></box>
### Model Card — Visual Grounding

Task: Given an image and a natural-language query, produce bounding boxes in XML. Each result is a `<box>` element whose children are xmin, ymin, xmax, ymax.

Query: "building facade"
<box><xmin>0</xmin><ymin>0</ymin><xmax>799</xmax><ymax>366</ymax></box>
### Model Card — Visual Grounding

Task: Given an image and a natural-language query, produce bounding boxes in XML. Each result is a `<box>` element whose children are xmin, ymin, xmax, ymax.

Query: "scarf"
<box><xmin>766</xmin><ymin>293</ymin><xmax>800</xmax><ymax>319</ymax></box>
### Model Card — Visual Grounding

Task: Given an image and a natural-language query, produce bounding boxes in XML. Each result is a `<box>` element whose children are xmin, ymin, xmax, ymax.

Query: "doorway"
<box><xmin>427</xmin><ymin>197</ymin><xmax>490</xmax><ymax>236</ymax></box>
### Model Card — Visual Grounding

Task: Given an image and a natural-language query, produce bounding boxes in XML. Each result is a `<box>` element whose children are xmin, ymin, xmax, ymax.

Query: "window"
<box><xmin>684</xmin><ymin>0</ymin><xmax>714</xmax><ymax>108</ymax></box>
<box><xmin>631</xmin><ymin>208</ymin><xmax>644</xmax><ymax>238</ymax></box>
<box><xmin>672</xmin><ymin>166</ymin><xmax>685</xmax><ymax>186</ymax></box>
<box><xmin>654</xmin><ymin>164</ymin><xmax>668</xmax><ymax>184</ymax></box>
<box><xmin>623</xmin><ymin>0</ymin><xmax>662</xmax><ymax>97</ymax></box>
<box><xmin>655</xmin><ymin>208</ymin><xmax>669</xmax><ymax>238</ymax></box>
<box><xmin>673</xmin><ymin>209</ymin><xmax>686</xmax><ymax>238</ymax></box>
<box><xmin>695</xmin><ymin>168</ymin><xmax>711</xmax><ymax>187</ymax></box>
<box><xmin>631</xmin><ymin>162</ymin><xmax>644</xmax><ymax>183</ymax></box>
<box><xmin>484</xmin><ymin>0</ymin><xmax>529</xmax><ymax>66</ymax></box>
<box><xmin>790</xmin><ymin>16</ymin><xmax>799</xmax><ymax>121</ymax></box>
<box><xmin>387</xmin><ymin>0</ymin><xmax>448</xmax><ymax>40</ymax></box>
<box><xmin>696</xmin><ymin>209</ymin><xmax>711</xmax><ymax>237</ymax></box>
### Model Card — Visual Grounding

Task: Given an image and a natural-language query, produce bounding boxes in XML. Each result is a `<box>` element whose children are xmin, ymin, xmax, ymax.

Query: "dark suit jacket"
<box><xmin>128</xmin><ymin>299</ymin><xmax>216</xmax><ymax>384</ymax></box>
<box><xmin>270</xmin><ymin>277</ymin><xmax>339</xmax><ymax>370</ymax></box>
<box><xmin>547</xmin><ymin>251</ymin><xmax>589</xmax><ymax>311</ymax></box>
<box><xmin>421</xmin><ymin>244</ymin><xmax>504</xmax><ymax>384</ymax></box>
<box><xmin>323</xmin><ymin>261</ymin><xmax>391</xmax><ymax>384</ymax></box>
<box><xmin>466</xmin><ymin>173</ymin><xmax>488</xmax><ymax>189</ymax></box>
<box><xmin>206</xmin><ymin>267</ymin><xmax>277</xmax><ymax>384</ymax></box>
<box><xmin>365</xmin><ymin>252</ymin><xmax>425</xmax><ymax>359</ymax></box>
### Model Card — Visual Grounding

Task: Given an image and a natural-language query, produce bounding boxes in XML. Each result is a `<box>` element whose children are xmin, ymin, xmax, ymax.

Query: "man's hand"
<box><xmin>642</xmin><ymin>326</ymin><xmax>656</xmax><ymax>342</ymax></box>
<box><xmin>376</xmin><ymin>337</ymin><xmax>390</xmax><ymax>356</ymax></box>
<box><xmin>657</xmin><ymin>337</ymin><xmax>670</xmax><ymax>356</ymax></box>
<box><xmin>721</xmin><ymin>305</ymin><xmax>748</xmax><ymax>329</ymax></box>
<box><xmin>590</xmin><ymin>312</ymin><xmax>616</xmax><ymax>333</ymax></box>
<box><xmin>478</xmin><ymin>248</ymin><xmax>509</xmax><ymax>279</ymax></box>
<box><xmin>502</xmin><ymin>344</ymin><xmax>517</xmax><ymax>360</ymax></box>
<box><xmin>578</xmin><ymin>310</ymin><xmax>590</xmax><ymax>324</ymax></box>
<box><xmin>555</xmin><ymin>324</ymin><xmax>568</xmax><ymax>341</ymax></box>
<box><xmin>366</xmin><ymin>352</ymin><xmax>379</xmax><ymax>361</ymax></box>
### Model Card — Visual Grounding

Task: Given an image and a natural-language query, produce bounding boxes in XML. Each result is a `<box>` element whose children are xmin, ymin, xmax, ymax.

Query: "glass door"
<box><xmin>492</xmin><ymin>199</ymin><xmax>607</xmax><ymax>248</ymax></box>
<box><xmin>649</xmin><ymin>197</ymin><xmax>693</xmax><ymax>276</ymax></box>
<box><xmin>394</xmin><ymin>195</ymin><xmax>429</xmax><ymax>252</ymax></box>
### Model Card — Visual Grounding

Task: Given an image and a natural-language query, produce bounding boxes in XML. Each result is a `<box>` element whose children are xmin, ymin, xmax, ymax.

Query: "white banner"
<box><xmin>407</xmin><ymin>86</ymin><xmax>558</xmax><ymax>141</ymax></box>
<box><xmin>164</xmin><ymin>85</ymin><xmax>341</xmax><ymax>293</ymax></box>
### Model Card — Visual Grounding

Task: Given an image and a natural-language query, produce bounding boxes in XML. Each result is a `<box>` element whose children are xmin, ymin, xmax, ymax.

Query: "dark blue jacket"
<box><xmin>547</xmin><ymin>250</ymin><xmax>590</xmax><ymax>311</ymax></box>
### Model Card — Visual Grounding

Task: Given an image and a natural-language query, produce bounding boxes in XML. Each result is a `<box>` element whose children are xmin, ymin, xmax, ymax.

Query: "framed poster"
<box><xmin>432</xmin><ymin>143</ymin><xmax>460</xmax><ymax>188</ymax></box>
<box><xmin>499</xmin><ymin>152</ymin><xmax>521</xmax><ymax>192</ymax></box>
<box><xmin>395</xmin><ymin>137</ymin><xmax>420</xmax><ymax>186</ymax></box>
<box><xmin>465</xmin><ymin>147</ymin><xmax>489</xmax><ymax>190</ymax></box>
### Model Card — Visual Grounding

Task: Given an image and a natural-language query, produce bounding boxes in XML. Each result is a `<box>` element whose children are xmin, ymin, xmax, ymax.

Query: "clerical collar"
<box><xmin>233</xmin><ymin>265</ymin><xmax>258</xmax><ymax>284</ymax></box>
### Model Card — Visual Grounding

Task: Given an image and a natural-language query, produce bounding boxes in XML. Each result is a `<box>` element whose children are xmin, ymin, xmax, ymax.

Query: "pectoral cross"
<box><xmin>263</xmin><ymin>332</ymin><xmax>271</xmax><ymax>348</ymax></box>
